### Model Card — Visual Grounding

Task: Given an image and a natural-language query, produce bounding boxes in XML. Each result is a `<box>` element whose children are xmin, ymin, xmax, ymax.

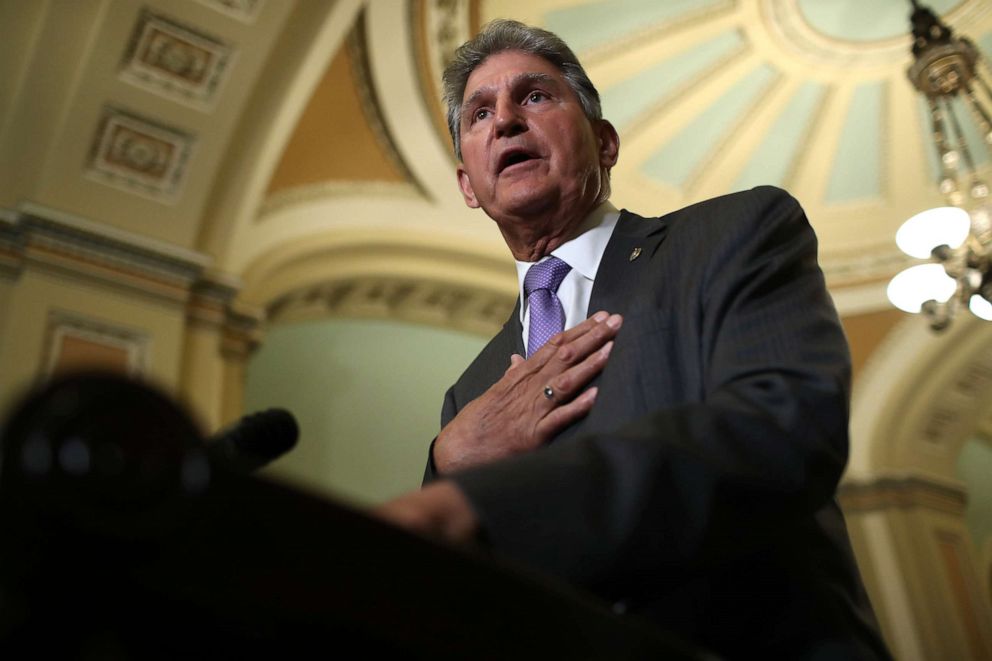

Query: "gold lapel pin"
<box><xmin>629</xmin><ymin>247</ymin><xmax>642</xmax><ymax>262</ymax></box>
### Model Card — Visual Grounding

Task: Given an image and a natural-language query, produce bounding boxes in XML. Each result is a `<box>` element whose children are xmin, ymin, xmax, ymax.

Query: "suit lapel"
<box><xmin>588</xmin><ymin>210</ymin><xmax>668</xmax><ymax>317</ymax></box>
<box><xmin>547</xmin><ymin>211</ymin><xmax>668</xmax><ymax>446</ymax></box>
<box><xmin>502</xmin><ymin>297</ymin><xmax>525</xmax><ymax>357</ymax></box>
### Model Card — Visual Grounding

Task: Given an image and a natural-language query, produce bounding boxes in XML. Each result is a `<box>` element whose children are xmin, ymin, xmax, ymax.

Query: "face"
<box><xmin>455</xmin><ymin>51</ymin><xmax>618</xmax><ymax>238</ymax></box>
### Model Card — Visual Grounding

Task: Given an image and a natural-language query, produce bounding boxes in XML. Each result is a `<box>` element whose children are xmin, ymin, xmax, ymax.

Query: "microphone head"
<box><xmin>230</xmin><ymin>409</ymin><xmax>298</xmax><ymax>458</ymax></box>
<box><xmin>208</xmin><ymin>409</ymin><xmax>299</xmax><ymax>472</ymax></box>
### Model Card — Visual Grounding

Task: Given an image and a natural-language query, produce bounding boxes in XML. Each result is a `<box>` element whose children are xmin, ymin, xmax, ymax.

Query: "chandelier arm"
<box><xmin>899</xmin><ymin>2</ymin><xmax>992</xmax><ymax>328</ymax></box>
<box><xmin>976</xmin><ymin>68</ymin><xmax>992</xmax><ymax>109</ymax></box>
<box><xmin>937</xmin><ymin>246</ymin><xmax>963</xmax><ymax>278</ymax></box>
<box><xmin>922</xmin><ymin>299</ymin><xmax>951</xmax><ymax>331</ymax></box>
<box><xmin>928</xmin><ymin>97</ymin><xmax>949</xmax><ymax>161</ymax></box>
<box><xmin>929</xmin><ymin>97</ymin><xmax>959</xmax><ymax>195</ymax></box>
<box><xmin>944</xmin><ymin>96</ymin><xmax>978</xmax><ymax>174</ymax></box>
<box><xmin>961</xmin><ymin>82</ymin><xmax>992</xmax><ymax>144</ymax></box>
<box><xmin>974</xmin><ymin>67</ymin><xmax>992</xmax><ymax>144</ymax></box>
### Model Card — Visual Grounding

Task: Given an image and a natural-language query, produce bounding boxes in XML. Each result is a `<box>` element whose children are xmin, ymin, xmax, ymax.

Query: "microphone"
<box><xmin>206</xmin><ymin>409</ymin><xmax>298</xmax><ymax>473</ymax></box>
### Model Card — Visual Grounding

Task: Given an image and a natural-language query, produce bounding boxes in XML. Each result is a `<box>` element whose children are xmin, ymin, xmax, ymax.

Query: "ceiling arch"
<box><xmin>850</xmin><ymin>313</ymin><xmax>992</xmax><ymax>481</ymax></box>
<box><xmin>227</xmin><ymin>0</ymin><xmax>992</xmax><ymax>316</ymax></box>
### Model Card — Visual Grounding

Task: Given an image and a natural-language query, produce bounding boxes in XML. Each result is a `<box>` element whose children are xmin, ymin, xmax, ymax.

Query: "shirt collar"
<box><xmin>514</xmin><ymin>200</ymin><xmax>620</xmax><ymax>297</ymax></box>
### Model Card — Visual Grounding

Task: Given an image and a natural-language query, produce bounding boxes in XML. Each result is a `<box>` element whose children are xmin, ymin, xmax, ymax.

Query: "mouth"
<box><xmin>497</xmin><ymin>148</ymin><xmax>539</xmax><ymax>174</ymax></box>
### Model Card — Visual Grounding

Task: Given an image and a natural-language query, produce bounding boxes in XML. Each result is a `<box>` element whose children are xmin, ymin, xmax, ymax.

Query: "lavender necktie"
<box><xmin>524</xmin><ymin>256</ymin><xmax>572</xmax><ymax>357</ymax></box>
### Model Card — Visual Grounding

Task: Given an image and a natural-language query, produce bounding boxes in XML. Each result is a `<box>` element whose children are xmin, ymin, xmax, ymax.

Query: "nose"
<box><xmin>493</xmin><ymin>96</ymin><xmax>525</xmax><ymax>137</ymax></box>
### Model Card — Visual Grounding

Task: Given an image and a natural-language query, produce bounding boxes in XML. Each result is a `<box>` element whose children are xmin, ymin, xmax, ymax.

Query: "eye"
<box><xmin>472</xmin><ymin>107</ymin><xmax>491</xmax><ymax>123</ymax></box>
<box><xmin>527</xmin><ymin>91</ymin><xmax>548</xmax><ymax>103</ymax></box>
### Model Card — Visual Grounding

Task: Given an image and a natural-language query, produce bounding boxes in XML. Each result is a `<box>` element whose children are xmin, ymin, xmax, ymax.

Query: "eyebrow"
<box><xmin>461</xmin><ymin>72</ymin><xmax>561</xmax><ymax>121</ymax></box>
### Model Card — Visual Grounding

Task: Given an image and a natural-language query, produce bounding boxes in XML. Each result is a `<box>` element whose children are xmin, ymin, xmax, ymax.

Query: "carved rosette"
<box><xmin>120</xmin><ymin>10</ymin><xmax>235</xmax><ymax>108</ymax></box>
<box><xmin>87</xmin><ymin>107</ymin><xmax>195</xmax><ymax>202</ymax></box>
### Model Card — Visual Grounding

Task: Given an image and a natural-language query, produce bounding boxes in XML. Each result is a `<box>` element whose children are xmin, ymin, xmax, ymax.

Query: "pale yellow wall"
<box><xmin>0</xmin><ymin>275</ymin><xmax>14</xmax><ymax>345</ymax></box>
<box><xmin>0</xmin><ymin>267</ymin><xmax>186</xmax><ymax>413</ymax></box>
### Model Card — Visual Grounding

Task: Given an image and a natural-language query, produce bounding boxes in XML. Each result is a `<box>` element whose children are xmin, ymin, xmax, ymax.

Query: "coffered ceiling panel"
<box><xmin>7</xmin><ymin>0</ymin><xmax>992</xmax><ymax>315</ymax></box>
<box><xmin>485</xmin><ymin>0</ymin><xmax>992</xmax><ymax>288</ymax></box>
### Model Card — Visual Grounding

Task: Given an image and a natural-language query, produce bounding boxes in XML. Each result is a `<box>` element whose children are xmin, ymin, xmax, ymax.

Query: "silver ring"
<box><xmin>543</xmin><ymin>385</ymin><xmax>555</xmax><ymax>400</ymax></box>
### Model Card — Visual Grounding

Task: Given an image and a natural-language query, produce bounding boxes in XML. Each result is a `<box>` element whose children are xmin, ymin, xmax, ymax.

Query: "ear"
<box><xmin>456</xmin><ymin>165</ymin><xmax>480</xmax><ymax>209</ymax></box>
<box><xmin>596</xmin><ymin>120</ymin><xmax>620</xmax><ymax>169</ymax></box>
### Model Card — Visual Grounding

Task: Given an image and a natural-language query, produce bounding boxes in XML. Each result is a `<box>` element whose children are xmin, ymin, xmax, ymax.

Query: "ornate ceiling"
<box><xmin>4</xmin><ymin>0</ymin><xmax>992</xmax><ymax>317</ymax></box>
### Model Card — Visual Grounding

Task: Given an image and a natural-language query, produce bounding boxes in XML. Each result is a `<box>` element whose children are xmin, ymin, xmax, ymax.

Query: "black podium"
<box><xmin>0</xmin><ymin>374</ymin><xmax>708</xmax><ymax>659</ymax></box>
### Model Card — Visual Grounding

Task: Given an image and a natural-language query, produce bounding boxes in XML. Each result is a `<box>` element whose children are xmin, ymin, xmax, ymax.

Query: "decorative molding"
<box><xmin>413</xmin><ymin>0</ymin><xmax>470</xmax><ymax>157</ymax></box>
<box><xmin>920</xmin><ymin>352</ymin><xmax>992</xmax><ymax>450</ymax></box>
<box><xmin>195</xmin><ymin>0</ymin><xmax>265</xmax><ymax>24</ymax></box>
<box><xmin>221</xmin><ymin>303</ymin><xmax>265</xmax><ymax>360</ymax></box>
<box><xmin>186</xmin><ymin>270</ymin><xmax>264</xmax><ymax>359</ymax></box>
<box><xmin>259</xmin><ymin>180</ymin><xmax>422</xmax><ymax>217</ymax></box>
<box><xmin>120</xmin><ymin>10</ymin><xmax>234</xmax><ymax>108</ymax></box>
<box><xmin>267</xmin><ymin>275</ymin><xmax>513</xmax><ymax>338</ymax></box>
<box><xmin>850</xmin><ymin>314</ymin><xmax>992</xmax><ymax>478</ymax></box>
<box><xmin>760</xmin><ymin>0</ymin><xmax>907</xmax><ymax>68</ymax></box>
<box><xmin>1</xmin><ymin>203</ymin><xmax>264</xmax><ymax>345</ymax></box>
<box><xmin>7</xmin><ymin>203</ymin><xmax>260</xmax><ymax>360</ymax></box>
<box><xmin>13</xmin><ymin>203</ymin><xmax>207</xmax><ymax>303</ymax></box>
<box><xmin>819</xmin><ymin>246</ymin><xmax>914</xmax><ymax>288</ymax></box>
<box><xmin>426</xmin><ymin>0</ymin><xmax>471</xmax><ymax>71</ymax></box>
<box><xmin>761</xmin><ymin>0</ymin><xmax>991</xmax><ymax>69</ymax></box>
<box><xmin>347</xmin><ymin>12</ymin><xmax>426</xmax><ymax>197</ymax></box>
<box><xmin>42</xmin><ymin>309</ymin><xmax>149</xmax><ymax>377</ymax></box>
<box><xmin>839</xmin><ymin>474</ymin><xmax>968</xmax><ymax>514</ymax></box>
<box><xmin>0</xmin><ymin>208</ymin><xmax>21</xmax><ymax>279</ymax></box>
<box><xmin>86</xmin><ymin>106</ymin><xmax>195</xmax><ymax>202</ymax></box>
<box><xmin>187</xmin><ymin>270</ymin><xmax>241</xmax><ymax>326</ymax></box>
<box><xmin>575</xmin><ymin>0</ymin><xmax>736</xmax><ymax>67</ymax></box>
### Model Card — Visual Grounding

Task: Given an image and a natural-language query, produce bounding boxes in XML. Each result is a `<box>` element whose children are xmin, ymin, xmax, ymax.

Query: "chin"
<box><xmin>495</xmin><ymin>187</ymin><xmax>559</xmax><ymax>218</ymax></box>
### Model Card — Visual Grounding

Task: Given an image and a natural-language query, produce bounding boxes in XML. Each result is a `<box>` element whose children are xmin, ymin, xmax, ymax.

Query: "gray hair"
<box><xmin>442</xmin><ymin>19</ymin><xmax>602</xmax><ymax>160</ymax></box>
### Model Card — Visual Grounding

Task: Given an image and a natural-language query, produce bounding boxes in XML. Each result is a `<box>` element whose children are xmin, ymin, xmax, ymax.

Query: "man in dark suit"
<box><xmin>377</xmin><ymin>19</ymin><xmax>890</xmax><ymax>659</ymax></box>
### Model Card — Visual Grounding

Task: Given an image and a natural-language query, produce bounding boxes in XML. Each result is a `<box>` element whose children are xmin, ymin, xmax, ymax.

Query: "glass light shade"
<box><xmin>969</xmin><ymin>295</ymin><xmax>992</xmax><ymax>320</ymax></box>
<box><xmin>887</xmin><ymin>264</ymin><xmax>957</xmax><ymax>313</ymax></box>
<box><xmin>895</xmin><ymin>206</ymin><xmax>971</xmax><ymax>258</ymax></box>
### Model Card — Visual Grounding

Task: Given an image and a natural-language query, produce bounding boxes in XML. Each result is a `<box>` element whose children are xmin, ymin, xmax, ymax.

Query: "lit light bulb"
<box><xmin>972</xmin><ymin>207</ymin><xmax>991</xmax><ymax>236</ymax></box>
<box><xmin>887</xmin><ymin>264</ymin><xmax>957</xmax><ymax>313</ymax></box>
<box><xmin>942</xmin><ymin>150</ymin><xmax>960</xmax><ymax>168</ymax></box>
<box><xmin>969</xmin><ymin>295</ymin><xmax>992</xmax><ymax>320</ymax></box>
<box><xmin>895</xmin><ymin>206</ymin><xmax>971</xmax><ymax>258</ymax></box>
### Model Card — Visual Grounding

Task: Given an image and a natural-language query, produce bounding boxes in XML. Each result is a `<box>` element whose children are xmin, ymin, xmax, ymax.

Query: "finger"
<box><xmin>527</xmin><ymin>311</ymin><xmax>613</xmax><ymax>369</ymax></box>
<box><xmin>535</xmin><ymin>387</ymin><xmax>598</xmax><ymax>442</ymax></box>
<box><xmin>542</xmin><ymin>340</ymin><xmax>613</xmax><ymax>405</ymax></box>
<box><xmin>541</xmin><ymin>313</ymin><xmax>622</xmax><ymax>371</ymax></box>
<box><xmin>549</xmin><ymin>310</ymin><xmax>609</xmax><ymax>347</ymax></box>
<box><xmin>507</xmin><ymin>354</ymin><xmax>525</xmax><ymax>371</ymax></box>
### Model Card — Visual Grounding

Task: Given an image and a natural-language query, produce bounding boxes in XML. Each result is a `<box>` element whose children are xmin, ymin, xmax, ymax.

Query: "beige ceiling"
<box><xmin>4</xmin><ymin>0</ymin><xmax>992</xmax><ymax>325</ymax></box>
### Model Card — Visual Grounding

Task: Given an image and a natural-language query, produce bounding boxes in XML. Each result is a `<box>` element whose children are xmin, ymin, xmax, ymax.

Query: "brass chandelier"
<box><xmin>887</xmin><ymin>0</ymin><xmax>992</xmax><ymax>330</ymax></box>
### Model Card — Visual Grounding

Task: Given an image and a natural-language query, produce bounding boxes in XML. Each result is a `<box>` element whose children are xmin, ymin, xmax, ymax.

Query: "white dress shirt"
<box><xmin>514</xmin><ymin>201</ymin><xmax>620</xmax><ymax>355</ymax></box>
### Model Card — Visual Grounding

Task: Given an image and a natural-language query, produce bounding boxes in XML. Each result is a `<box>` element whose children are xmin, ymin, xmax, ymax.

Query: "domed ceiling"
<box><xmin>484</xmin><ymin>0</ymin><xmax>992</xmax><ymax>287</ymax></box>
<box><xmin>245</xmin><ymin>0</ymin><xmax>992</xmax><ymax>320</ymax></box>
<box><xmin>5</xmin><ymin>0</ymin><xmax>992</xmax><ymax>322</ymax></box>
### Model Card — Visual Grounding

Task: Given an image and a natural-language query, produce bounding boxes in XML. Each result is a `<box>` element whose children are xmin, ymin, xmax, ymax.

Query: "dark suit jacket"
<box><xmin>425</xmin><ymin>186</ymin><xmax>890</xmax><ymax>659</ymax></box>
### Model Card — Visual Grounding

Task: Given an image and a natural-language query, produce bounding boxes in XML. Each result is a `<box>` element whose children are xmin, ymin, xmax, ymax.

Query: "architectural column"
<box><xmin>0</xmin><ymin>203</ymin><xmax>258</xmax><ymax>436</ymax></box>
<box><xmin>840</xmin><ymin>475</ymin><xmax>992</xmax><ymax>661</ymax></box>
<box><xmin>180</xmin><ymin>273</ymin><xmax>263</xmax><ymax>433</ymax></box>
